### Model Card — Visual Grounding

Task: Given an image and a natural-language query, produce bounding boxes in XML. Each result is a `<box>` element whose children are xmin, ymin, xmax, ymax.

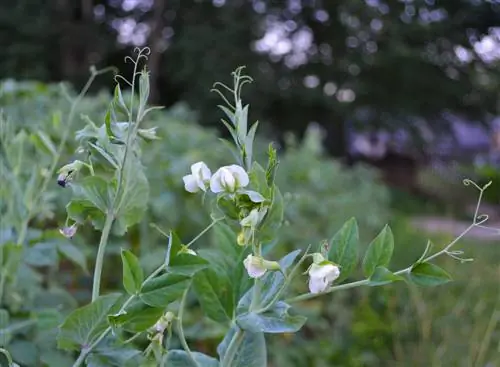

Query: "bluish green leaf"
<box><xmin>121</xmin><ymin>249</ymin><xmax>144</xmax><ymax>295</ymax></box>
<box><xmin>57</xmin><ymin>241</ymin><xmax>89</xmax><ymax>274</ymax></box>
<box><xmin>409</xmin><ymin>262</ymin><xmax>452</xmax><ymax>287</ymax></box>
<box><xmin>24</xmin><ymin>242</ymin><xmax>58</xmax><ymax>267</ymax></box>
<box><xmin>328</xmin><ymin>217</ymin><xmax>359</xmax><ymax>281</ymax></box>
<box><xmin>57</xmin><ymin>293</ymin><xmax>123</xmax><ymax>351</ymax></box>
<box><xmin>249</xmin><ymin>162</ymin><xmax>271</xmax><ymax>199</ymax></box>
<box><xmin>236</xmin><ymin>301</ymin><xmax>306</xmax><ymax>333</ymax></box>
<box><xmin>368</xmin><ymin>266</ymin><xmax>404</xmax><ymax>286</ymax></box>
<box><xmin>163</xmin><ymin>350</ymin><xmax>219</xmax><ymax>367</ymax></box>
<box><xmin>9</xmin><ymin>340</ymin><xmax>37</xmax><ymax>366</ymax></box>
<box><xmin>217</xmin><ymin>327</ymin><xmax>266</xmax><ymax>367</ymax></box>
<box><xmin>87</xmin><ymin>343</ymin><xmax>143</xmax><ymax>367</ymax></box>
<box><xmin>139</xmin><ymin>274</ymin><xmax>190</xmax><ymax>308</ymax></box>
<box><xmin>67</xmin><ymin>200</ymin><xmax>106</xmax><ymax>232</ymax></box>
<box><xmin>108</xmin><ymin>299</ymin><xmax>163</xmax><ymax>333</ymax></box>
<box><xmin>362</xmin><ymin>225</ymin><xmax>394</xmax><ymax>277</ymax></box>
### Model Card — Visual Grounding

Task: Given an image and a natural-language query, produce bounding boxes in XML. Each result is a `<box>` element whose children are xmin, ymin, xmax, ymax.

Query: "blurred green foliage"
<box><xmin>1</xmin><ymin>81</ymin><xmax>498</xmax><ymax>366</ymax></box>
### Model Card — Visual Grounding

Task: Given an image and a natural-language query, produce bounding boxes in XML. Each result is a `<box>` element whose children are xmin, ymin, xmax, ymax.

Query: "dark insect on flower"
<box><xmin>57</xmin><ymin>170</ymin><xmax>74</xmax><ymax>187</ymax></box>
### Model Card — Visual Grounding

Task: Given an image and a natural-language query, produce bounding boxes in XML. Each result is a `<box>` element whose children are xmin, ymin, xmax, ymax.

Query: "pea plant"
<box><xmin>1</xmin><ymin>48</ymin><xmax>497</xmax><ymax>367</ymax></box>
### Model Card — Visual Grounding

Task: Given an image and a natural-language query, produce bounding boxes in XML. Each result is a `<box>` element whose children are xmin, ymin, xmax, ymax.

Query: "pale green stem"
<box><xmin>286</xmin><ymin>279</ymin><xmax>370</xmax><ymax>304</ymax></box>
<box><xmin>221</xmin><ymin>328</ymin><xmax>244</xmax><ymax>367</ymax></box>
<box><xmin>91</xmin><ymin>212</ymin><xmax>115</xmax><ymax>301</ymax></box>
<box><xmin>176</xmin><ymin>286</ymin><xmax>198</xmax><ymax>367</ymax></box>
<box><xmin>185</xmin><ymin>217</ymin><xmax>224</xmax><ymax>248</ymax></box>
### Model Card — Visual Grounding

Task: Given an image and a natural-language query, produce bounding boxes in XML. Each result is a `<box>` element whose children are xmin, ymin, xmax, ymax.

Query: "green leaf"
<box><xmin>168</xmin><ymin>253</ymin><xmax>209</xmax><ymax>276</ymax></box>
<box><xmin>368</xmin><ymin>266</ymin><xmax>404</xmax><ymax>286</ymax></box>
<box><xmin>192</xmin><ymin>268</ymin><xmax>233</xmax><ymax>323</ymax></box>
<box><xmin>88</xmin><ymin>142</ymin><xmax>119</xmax><ymax>169</ymax></box>
<box><xmin>163</xmin><ymin>350</ymin><xmax>219</xmax><ymax>367</ymax></box>
<box><xmin>108</xmin><ymin>299</ymin><xmax>163</xmax><ymax>333</ymax></box>
<box><xmin>57</xmin><ymin>293</ymin><xmax>123</xmax><ymax>351</ymax></box>
<box><xmin>113</xmin><ymin>84</ymin><xmax>128</xmax><ymax>116</ymax></box>
<box><xmin>328</xmin><ymin>217</ymin><xmax>359</xmax><ymax>281</ymax></box>
<box><xmin>258</xmin><ymin>186</ymin><xmax>284</xmax><ymax>243</ymax></box>
<box><xmin>24</xmin><ymin>242</ymin><xmax>58</xmax><ymax>267</ymax></box>
<box><xmin>236</xmin><ymin>301</ymin><xmax>306</xmax><ymax>333</ymax></box>
<box><xmin>115</xmin><ymin>159</ymin><xmax>150</xmax><ymax>232</ymax></box>
<box><xmin>57</xmin><ymin>242</ymin><xmax>89</xmax><ymax>274</ymax></box>
<box><xmin>244</xmin><ymin>121</ymin><xmax>259</xmax><ymax>168</ymax></box>
<box><xmin>139</xmin><ymin>274</ymin><xmax>190</xmax><ymax>308</ymax></box>
<box><xmin>409</xmin><ymin>262</ymin><xmax>452</xmax><ymax>287</ymax></box>
<box><xmin>67</xmin><ymin>200</ymin><xmax>106</xmax><ymax>232</ymax></box>
<box><xmin>1</xmin><ymin>243</ymin><xmax>22</xmax><ymax>279</ymax></box>
<box><xmin>249</xmin><ymin>162</ymin><xmax>270</xmax><ymax>198</ymax></box>
<box><xmin>104</xmin><ymin>106</ymin><xmax>115</xmax><ymax>140</ymax></box>
<box><xmin>121</xmin><ymin>249</ymin><xmax>144</xmax><ymax>295</ymax></box>
<box><xmin>165</xmin><ymin>231</ymin><xmax>183</xmax><ymax>267</ymax></box>
<box><xmin>70</xmin><ymin>176</ymin><xmax>113</xmax><ymax>213</ymax></box>
<box><xmin>362</xmin><ymin>225</ymin><xmax>394</xmax><ymax>277</ymax></box>
<box><xmin>217</xmin><ymin>327</ymin><xmax>266</xmax><ymax>367</ymax></box>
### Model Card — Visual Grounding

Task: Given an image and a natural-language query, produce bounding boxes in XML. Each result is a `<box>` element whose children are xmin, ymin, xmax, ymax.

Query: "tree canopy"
<box><xmin>1</xmin><ymin>0</ymin><xmax>499</xmax><ymax>156</ymax></box>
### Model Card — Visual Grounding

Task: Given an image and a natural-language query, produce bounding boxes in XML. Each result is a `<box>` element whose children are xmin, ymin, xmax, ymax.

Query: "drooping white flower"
<box><xmin>59</xmin><ymin>224</ymin><xmax>78</xmax><ymax>238</ymax></box>
<box><xmin>210</xmin><ymin>165</ymin><xmax>249</xmax><ymax>193</ymax></box>
<box><xmin>183</xmin><ymin>161</ymin><xmax>212</xmax><ymax>193</ymax></box>
<box><xmin>243</xmin><ymin>254</ymin><xmax>280</xmax><ymax>278</ymax></box>
<box><xmin>308</xmin><ymin>262</ymin><xmax>340</xmax><ymax>294</ymax></box>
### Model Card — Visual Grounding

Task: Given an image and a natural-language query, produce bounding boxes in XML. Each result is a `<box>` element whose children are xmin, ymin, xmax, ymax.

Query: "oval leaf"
<box><xmin>121</xmin><ymin>249</ymin><xmax>144</xmax><ymax>295</ymax></box>
<box><xmin>362</xmin><ymin>225</ymin><xmax>394</xmax><ymax>277</ymax></box>
<box><xmin>328</xmin><ymin>217</ymin><xmax>359</xmax><ymax>281</ymax></box>
<box><xmin>409</xmin><ymin>262</ymin><xmax>452</xmax><ymax>287</ymax></box>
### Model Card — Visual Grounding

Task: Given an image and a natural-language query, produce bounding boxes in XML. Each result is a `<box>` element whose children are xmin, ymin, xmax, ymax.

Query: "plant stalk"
<box><xmin>177</xmin><ymin>286</ymin><xmax>198</xmax><ymax>366</ymax></box>
<box><xmin>221</xmin><ymin>327</ymin><xmax>244</xmax><ymax>367</ymax></box>
<box><xmin>91</xmin><ymin>212</ymin><xmax>115</xmax><ymax>301</ymax></box>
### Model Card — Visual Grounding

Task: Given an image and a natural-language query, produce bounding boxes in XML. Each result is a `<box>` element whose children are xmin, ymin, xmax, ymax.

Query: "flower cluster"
<box><xmin>182</xmin><ymin>162</ymin><xmax>249</xmax><ymax>194</ymax></box>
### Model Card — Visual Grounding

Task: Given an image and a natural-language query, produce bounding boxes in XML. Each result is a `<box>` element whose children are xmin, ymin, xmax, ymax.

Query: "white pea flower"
<box><xmin>308</xmin><ymin>261</ymin><xmax>340</xmax><ymax>294</ymax></box>
<box><xmin>243</xmin><ymin>254</ymin><xmax>280</xmax><ymax>278</ymax></box>
<box><xmin>183</xmin><ymin>161</ymin><xmax>212</xmax><ymax>193</ymax></box>
<box><xmin>210</xmin><ymin>165</ymin><xmax>249</xmax><ymax>193</ymax></box>
<box><xmin>59</xmin><ymin>223</ymin><xmax>78</xmax><ymax>238</ymax></box>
